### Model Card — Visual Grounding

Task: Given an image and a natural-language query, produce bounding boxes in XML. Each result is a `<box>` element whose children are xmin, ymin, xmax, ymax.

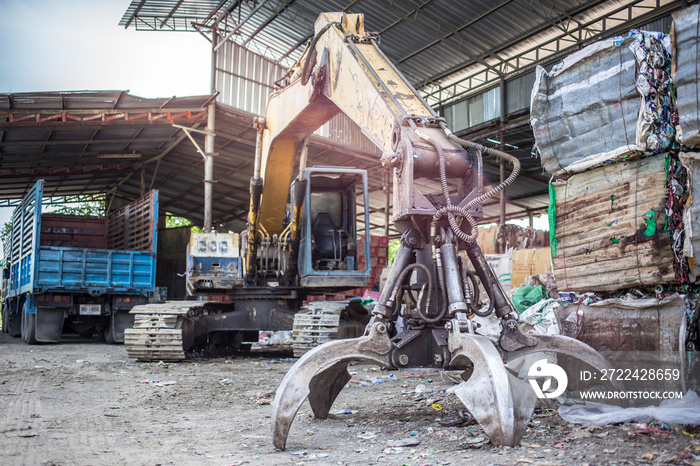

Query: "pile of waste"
<box><xmin>673</xmin><ymin>4</ymin><xmax>700</xmax><ymax>147</ymax></box>
<box><xmin>532</xmin><ymin>10</ymin><xmax>700</xmax><ymax>291</ymax></box>
<box><xmin>521</xmin><ymin>6</ymin><xmax>700</xmax><ymax>426</ymax></box>
<box><xmin>531</xmin><ymin>29</ymin><xmax>674</xmax><ymax>175</ymax></box>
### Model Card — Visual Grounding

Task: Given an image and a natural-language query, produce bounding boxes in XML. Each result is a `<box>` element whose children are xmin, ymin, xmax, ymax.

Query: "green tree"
<box><xmin>51</xmin><ymin>194</ymin><xmax>105</xmax><ymax>217</ymax></box>
<box><xmin>1</xmin><ymin>222</ymin><xmax>11</xmax><ymax>246</ymax></box>
<box><xmin>387</xmin><ymin>239</ymin><xmax>400</xmax><ymax>265</ymax></box>
<box><xmin>165</xmin><ymin>214</ymin><xmax>203</xmax><ymax>233</ymax></box>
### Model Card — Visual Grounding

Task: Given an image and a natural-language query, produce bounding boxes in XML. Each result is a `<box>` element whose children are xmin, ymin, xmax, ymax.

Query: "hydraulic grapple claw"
<box><xmin>506</xmin><ymin>334</ymin><xmax>626</xmax><ymax>393</ymax></box>
<box><xmin>448</xmin><ymin>321</ymin><xmax>537</xmax><ymax>446</ymax></box>
<box><xmin>271</xmin><ymin>321</ymin><xmax>393</xmax><ymax>450</ymax></box>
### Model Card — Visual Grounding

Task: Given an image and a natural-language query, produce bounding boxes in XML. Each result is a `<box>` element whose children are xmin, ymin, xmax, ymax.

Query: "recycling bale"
<box><xmin>531</xmin><ymin>30</ymin><xmax>674</xmax><ymax>175</ymax></box>
<box><xmin>550</xmin><ymin>154</ymin><xmax>675</xmax><ymax>292</ymax></box>
<box><xmin>672</xmin><ymin>4</ymin><xmax>700</xmax><ymax>148</ymax></box>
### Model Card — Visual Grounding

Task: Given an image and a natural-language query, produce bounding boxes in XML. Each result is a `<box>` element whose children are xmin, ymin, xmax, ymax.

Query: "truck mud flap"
<box><xmin>36</xmin><ymin>307</ymin><xmax>65</xmax><ymax>343</ymax></box>
<box><xmin>111</xmin><ymin>310</ymin><xmax>135</xmax><ymax>343</ymax></box>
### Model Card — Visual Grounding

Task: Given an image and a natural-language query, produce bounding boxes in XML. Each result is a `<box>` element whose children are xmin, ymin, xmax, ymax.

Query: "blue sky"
<box><xmin>0</xmin><ymin>0</ymin><xmax>212</xmax><ymax>249</ymax></box>
<box><xmin>0</xmin><ymin>0</ymin><xmax>210</xmax><ymax>97</ymax></box>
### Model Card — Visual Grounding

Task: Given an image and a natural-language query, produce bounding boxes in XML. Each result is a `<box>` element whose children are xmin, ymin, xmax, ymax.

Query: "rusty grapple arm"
<box><xmin>270</xmin><ymin>12</ymin><xmax>621</xmax><ymax>451</ymax></box>
<box><xmin>272</xmin><ymin>231</ymin><xmax>624</xmax><ymax>450</ymax></box>
<box><xmin>272</xmin><ymin>132</ymin><xmax>622</xmax><ymax>450</ymax></box>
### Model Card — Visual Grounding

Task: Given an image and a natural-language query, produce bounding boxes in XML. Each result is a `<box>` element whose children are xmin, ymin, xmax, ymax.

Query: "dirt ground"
<box><xmin>1</xmin><ymin>333</ymin><xmax>699</xmax><ymax>466</ymax></box>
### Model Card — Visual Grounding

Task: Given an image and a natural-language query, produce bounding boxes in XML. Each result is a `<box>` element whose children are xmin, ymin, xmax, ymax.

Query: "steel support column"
<box><xmin>204</xmin><ymin>104</ymin><xmax>215</xmax><ymax>232</ymax></box>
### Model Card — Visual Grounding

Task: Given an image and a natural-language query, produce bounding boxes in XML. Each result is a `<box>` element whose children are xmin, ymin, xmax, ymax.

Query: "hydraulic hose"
<box><xmin>300</xmin><ymin>21</ymin><xmax>341</xmax><ymax>86</ymax></box>
<box><xmin>440</xmin><ymin>122</ymin><xmax>521</xmax><ymax>213</ymax></box>
<box><xmin>389</xmin><ymin>263</ymin><xmax>447</xmax><ymax>324</ymax></box>
<box><xmin>420</xmin><ymin>134</ymin><xmax>479</xmax><ymax>244</ymax></box>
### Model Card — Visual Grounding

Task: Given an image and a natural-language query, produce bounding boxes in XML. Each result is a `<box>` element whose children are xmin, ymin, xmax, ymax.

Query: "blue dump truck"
<box><xmin>1</xmin><ymin>180</ymin><xmax>158</xmax><ymax>344</ymax></box>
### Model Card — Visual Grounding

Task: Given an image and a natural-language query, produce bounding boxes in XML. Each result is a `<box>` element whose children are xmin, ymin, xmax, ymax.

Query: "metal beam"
<box><xmin>421</xmin><ymin>0</ymin><xmax>679</xmax><ymax>107</ymax></box>
<box><xmin>160</xmin><ymin>0</ymin><xmax>185</xmax><ymax>29</ymax></box>
<box><xmin>123</xmin><ymin>0</ymin><xmax>147</xmax><ymax>29</ymax></box>
<box><xmin>243</xmin><ymin>0</ymin><xmax>297</xmax><ymax>46</ymax></box>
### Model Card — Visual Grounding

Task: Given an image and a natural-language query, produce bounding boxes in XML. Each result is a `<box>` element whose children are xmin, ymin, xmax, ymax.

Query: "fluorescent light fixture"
<box><xmin>486</xmin><ymin>138</ymin><xmax>518</xmax><ymax>150</ymax></box>
<box><xmin>97</xmin><ymin>153</ymin><xmax>142</xmax><ymax>159</ymax></box>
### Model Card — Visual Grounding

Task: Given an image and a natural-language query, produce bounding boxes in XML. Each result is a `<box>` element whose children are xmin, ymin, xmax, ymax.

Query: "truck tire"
<box><xmin>104</xmin><ymin>321</ymin><xmax>116</xmax><ymax>344</ymax></box>
<box><xmin>1</xmin><ymin>304</ymin><xmax>7</xmax><ymax>334</ymax></box>
<box><xmin>21</xmin><ymin>301</ymin><xmax>38</xmax><ymax>345</ymax></box>
<box><xmin>103</xmin><ymin>304</ymin><xmax>119</xmax><ymax>344</ymax></box>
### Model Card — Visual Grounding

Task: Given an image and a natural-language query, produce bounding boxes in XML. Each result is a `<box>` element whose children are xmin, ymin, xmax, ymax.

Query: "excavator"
<box><xmin>125</xmin><ymin>140</ymin><xmax>374</xmax><ymax>357</ymax></box>
<box><xmin>266</xmin><ymin>12</ymin><xmax>624</xmax><ymax>449</ymax></box>
<box><xmin>125</xmin><ymin>10</ymin><xmax>622</xmax><ymax>447</ymax></box>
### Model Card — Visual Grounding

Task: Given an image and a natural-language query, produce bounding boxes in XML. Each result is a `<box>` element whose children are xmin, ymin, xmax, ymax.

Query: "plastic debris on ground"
<box><xmin>518</xmin><ymin>299</ymin><xmax>561</xmax><ymax>336</ymax></box>
<box><xmin>257</xmin><ymin>330</ymin><xmax>293</xmax><ymax>347</ymax></box>
<box><xmin>559</xmin><ymin>391</ymin><xmax>700</xmax><ymax>425</ymax></box>
<box><xmin>512</xmin><ymin>285</ymin><xmax>549</xmax><ymax>314</ymax></box>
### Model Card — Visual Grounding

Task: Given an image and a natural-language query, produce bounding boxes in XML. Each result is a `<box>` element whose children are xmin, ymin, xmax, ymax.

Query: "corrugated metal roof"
<box><xmin>0</xmin><ymin>91</ymin><xmax>402</xmax><ymax>233</ymax></box>
<box><xmin>1</xmin><ymin>1</ymin><xmax>685</xmax><ymax>236</ymax></box>
<box><xmin>119</xmin><ymin>0</ymin><xmax>634</xmax><ymax>104</ymax></box>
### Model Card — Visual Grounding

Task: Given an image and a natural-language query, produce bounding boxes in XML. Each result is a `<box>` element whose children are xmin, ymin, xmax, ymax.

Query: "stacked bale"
<box><xmin>673</xmin><ymin>6</ymin><xmax>700</xmax><ymax>283</ymax></box>
<box><xmin>531</xmin><ymin>30</ymin><xmax>674</xmax><ymax>176</ymax></box>
<box><xmin>672</xmin><ymin>4</ymin><xmax>700</xmax><ymax>148</ymax></box>
<box><xmin>531</xmin><ymin>27</ymin><xmax>686</xmax><ymax>292</ymax></box>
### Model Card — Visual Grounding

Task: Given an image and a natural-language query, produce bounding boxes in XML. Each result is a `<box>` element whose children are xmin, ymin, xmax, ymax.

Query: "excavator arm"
<box><xmin>256</xmin><ymin>13</ymin><xmax>480</xmax><ymax>233</ymax></box>
<box><xmin>248</xmin><ymin>12</ymin><xmax>502</xmax><ymax>285</ymax></box>
<box><xmin>267</xmin><ymin>12</ymin><xmax>622</xmax><ymax>450</ymax></box>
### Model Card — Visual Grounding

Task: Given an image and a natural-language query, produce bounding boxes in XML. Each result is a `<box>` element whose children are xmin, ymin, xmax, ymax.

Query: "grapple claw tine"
<box><xmin>272</xmin><ymin>322</ymin><xmax>393</xmax><ymax>450</ymax></box>
<box><xmin>448</xmin><ymin>328</ymin><xmax>537</xmax><ymax>446</ymax></box>
<box><xmin>506</xmin><ymin>334</ymin><xmax>626</xmax><ymax>392</ymax></box>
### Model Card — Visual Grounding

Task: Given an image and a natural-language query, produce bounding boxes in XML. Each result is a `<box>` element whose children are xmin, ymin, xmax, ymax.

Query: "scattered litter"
<box><xmin>154</xmin><ymin>381</ymin><xmax>176</xmax><ymax>387</ymax></box>
<box><xmin>331</xmin><ymin>409</ymin><xmax>358</xmax><ymax>415</ymax></box>
<box><xmin>559</xmin><ymin>391</ymin><xmax>700</xmax><ymax>425</ymax></box>
<box><xmin>289</xmin><ymin>450</ymin><xmax>307</xmax><ymax>456</ymax></box>
<box><xmin>382</xmin><ymin>447</ymin><xmax>403</xmax><ymax>454</ymax></box>
<box><xmin>464</xmin><ymin>436</ymin><xmax>488</xmax><ymax>448</ymax></box>
<box><xmin>357</xmin><ymin>432</ymin><xmax>378</xmax><ymax>440</ymax></box>
<box><xmin>388</xmin><ymin>438</ymin><xmax>421</xmax><ymax>447</ymax></box>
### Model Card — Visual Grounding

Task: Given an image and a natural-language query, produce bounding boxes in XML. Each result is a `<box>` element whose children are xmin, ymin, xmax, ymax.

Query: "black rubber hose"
<box><xmin>300</xmin><ymin>21</ymin><xmax>340</xmax><ymax>86</ymax></box>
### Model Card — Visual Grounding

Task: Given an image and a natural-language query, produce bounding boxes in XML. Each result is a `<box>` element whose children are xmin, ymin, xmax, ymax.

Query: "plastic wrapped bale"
<box><xmin>672</xmin><ymin>4</ymin><xmax>700</xmax><ymax>147</ymax></box>
<box><xmin>531</xmin><ymin>32</ymin><xmax>674</xmax><ymax>175</ymax></box>
<box><xmin>680</xmin><ymin>152</ymin><xmax>700</xmax><ymax>280</ymax></box>
<box><xmin>530</xmin><ymin>37</ymin><xmax>642</xmax><ymax>175</ymax></box>
<box><xmin>551</xmin><ymin>154</ymin><xmax>675</xmax><ymax>292</ymax></box>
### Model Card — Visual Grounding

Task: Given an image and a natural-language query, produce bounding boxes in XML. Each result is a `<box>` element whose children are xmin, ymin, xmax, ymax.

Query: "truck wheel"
<box><xmin>103</xmin><ymin>303</ymin><xmax>117</xmax><ymax>344</ymax></box>
<box><xmin>8</xmin><ymin>304</ymin><xmax>21</xmax><ymax>338</ymax></box>
<box><xmin>21</xmin><ymin>301</ymin><xmax>38</xmax><ymax>345</ymax></box>
<box><xmin>104</xmin><ymin>322</ymin><xmax>116</xmax><ymax>344</ymax></box>
<box><xmin>1</xmin><ymin>304</ymin><xmax>7</xmax><ymax>334</ymax></box>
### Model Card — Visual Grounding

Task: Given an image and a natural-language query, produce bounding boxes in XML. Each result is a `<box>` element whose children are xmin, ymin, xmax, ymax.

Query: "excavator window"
<box><xmin>309</xmin><ymin>191</ymin><xmax>342</xmax><ymax>228</ymax></box>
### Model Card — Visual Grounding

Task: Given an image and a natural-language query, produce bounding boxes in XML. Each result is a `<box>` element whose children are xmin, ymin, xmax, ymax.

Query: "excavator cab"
<box><xmin>294</xmin><ymin>166</ymin><xmax>371</xmax><ymax>288</ymax></box>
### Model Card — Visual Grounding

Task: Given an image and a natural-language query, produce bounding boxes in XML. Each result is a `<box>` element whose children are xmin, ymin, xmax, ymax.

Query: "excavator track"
<box><xmin>291</xmin><ymin>301</ymin><xmax>347</xmax><ymax>357</ymax></box>
<box><xmin>291</xmin><ymin>300</ymin><xmax>371</xmax><ymax>357</ymax></box>
<box><xmin>124</xmin><ymin>302</ymin><xmax>198</xmax><ymax>362</ymax></box>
